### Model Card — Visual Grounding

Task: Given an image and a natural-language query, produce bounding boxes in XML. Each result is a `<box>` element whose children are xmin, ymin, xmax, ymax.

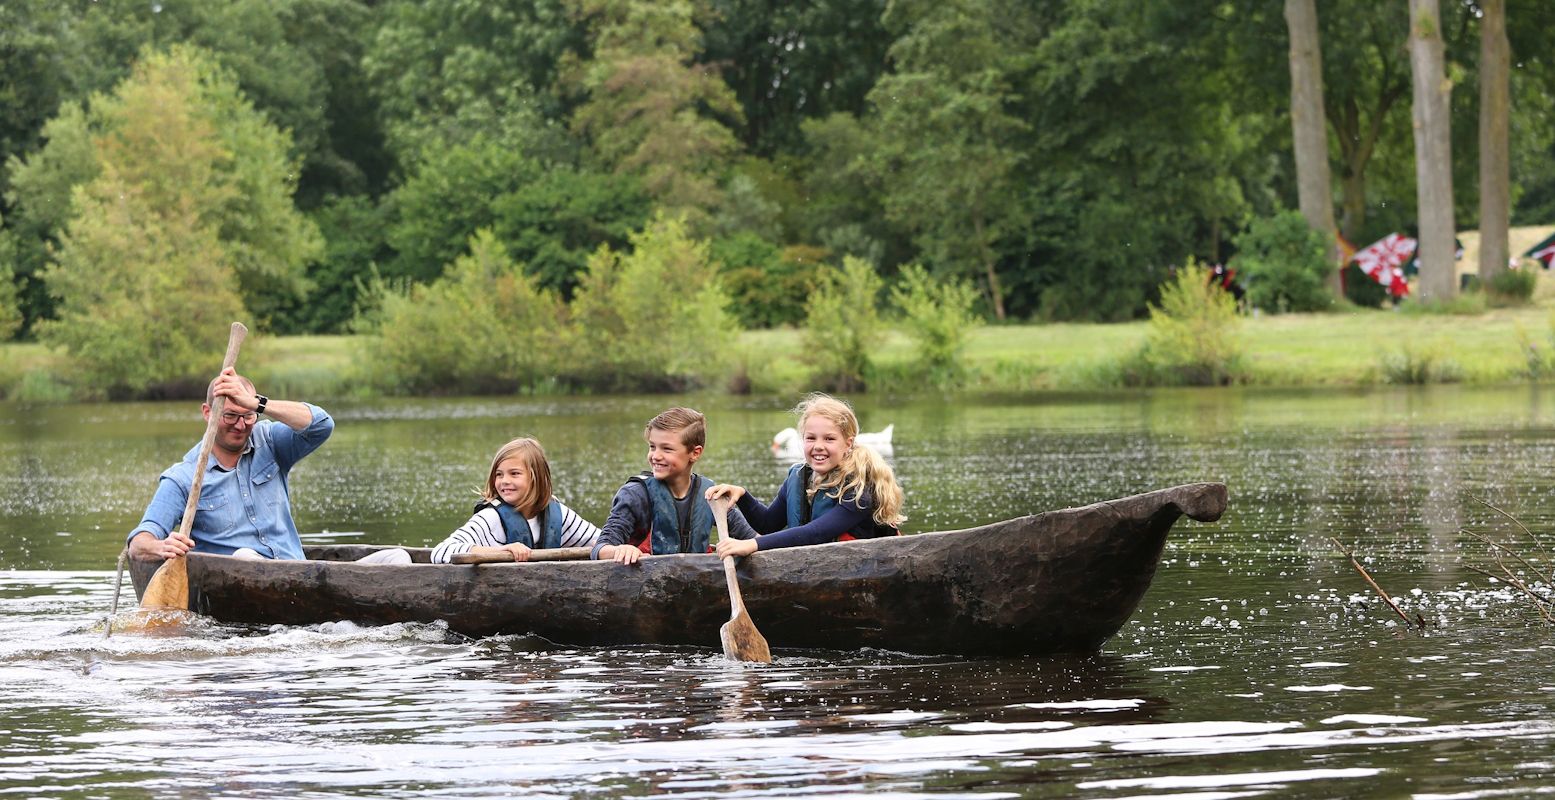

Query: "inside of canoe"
<box><xmin>303</xmin><ymin>544</ymin><xmax>436</xmax><ymax>563</ymax></box>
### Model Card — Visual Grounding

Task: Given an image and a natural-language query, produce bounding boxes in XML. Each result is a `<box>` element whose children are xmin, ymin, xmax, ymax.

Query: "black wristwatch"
<box><xmin>254</xmin><ymin>394</ymin><xmax>269</xmax><ymax>415</ymax></box>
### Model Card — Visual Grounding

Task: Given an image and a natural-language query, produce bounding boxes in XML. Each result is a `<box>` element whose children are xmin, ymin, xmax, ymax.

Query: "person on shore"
<box><xmin>430</xmin><ymin>437</ymin><xmax>600</xmax><ymax>563</ymax></box>
<box><xmin>126</xmin><ymin>368</ymin><xmax>409</xmax><ymax>564</ymax></box>
<box><xmin>708</xmin><ymin>393</ymin><xmax>904</xmax><ymax>556</ymax></box>
<box><xmin>593</xmin><ymin>407</ymin><xmax>758</xmax><ymax>564</ymax></box>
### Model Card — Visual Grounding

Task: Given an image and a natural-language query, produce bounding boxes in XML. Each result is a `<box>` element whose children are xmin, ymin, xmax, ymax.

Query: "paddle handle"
<box><xmin>710</xmin><ymin>496</ymin><xmax>746</xmax><ymax>617</ymax></box>
<box><xmin>172</xmin><ymin>322</ymin><xmax>248</xmax><ymax>547</ymax></box>
<box><xmin>721</xmin><ymin>555</ymin><xmax>746</xmax><ymax>617</ymax></box>
<box><xmin>451</xmin><ymin>547</ymin><xmax>593</xmax><ymax>564</ymax></box>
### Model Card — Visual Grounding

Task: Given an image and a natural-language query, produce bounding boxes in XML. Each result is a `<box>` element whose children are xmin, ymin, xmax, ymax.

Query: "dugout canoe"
<box><xmin>128</xmin><ymin>482</ymin><xmax>1226</xmax><ymax>656</ymax></box>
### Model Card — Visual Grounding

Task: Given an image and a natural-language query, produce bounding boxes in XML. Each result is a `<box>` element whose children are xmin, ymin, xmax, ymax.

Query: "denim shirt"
<box><xmin>128</xmin><ymin>405</ymin><xmax>334</xmax><ymax>560</ymax></box>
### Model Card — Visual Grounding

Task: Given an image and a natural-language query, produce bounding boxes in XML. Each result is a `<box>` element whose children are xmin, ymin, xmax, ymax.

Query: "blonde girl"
<box><xmin>430</xmin><ymin>437</ymin><xmax>600</xmax><ymax>563</ymax></box>
<box><xmin>708</xmin><ymin>393</ymin><xmax>904</xmax><ymax>556</ymax></box>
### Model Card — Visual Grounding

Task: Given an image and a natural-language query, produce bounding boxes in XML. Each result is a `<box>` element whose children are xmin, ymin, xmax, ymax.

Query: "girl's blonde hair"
<box><xmin>482</xmin><ymin>437</ymin><xmax>553</xmax><ymax>518</ymax></box>
<box><xmin>795</xmin><ymin>393</ymin><xmax>905</xmax><ymax>527</ymax></box>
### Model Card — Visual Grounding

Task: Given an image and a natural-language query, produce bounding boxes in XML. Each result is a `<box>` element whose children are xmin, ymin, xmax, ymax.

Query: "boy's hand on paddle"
<box><xmin>503</xmin><ymin>542</ymin><xmax>532</xmax><ymax>562</ymax></box>
<box><xmin>704</xmin><ymin>484</ymin><xmax>745</xmax><ymax>505</ymax></box>
<box><xmin>605</xmin><ymin>544</ymin><xmax>642</xmax><ymax>565</ymax></box>
<box><xmin>715</xmin><ymin>538</ymin><xmax>757</xmax><ymax>559</ymax></box>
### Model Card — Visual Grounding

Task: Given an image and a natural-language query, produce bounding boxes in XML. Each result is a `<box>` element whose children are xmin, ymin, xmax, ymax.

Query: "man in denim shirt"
<box><xmin>125</xmin><ymin>368</ymin><xmax>403</xmax><ymax>563</ymax></box>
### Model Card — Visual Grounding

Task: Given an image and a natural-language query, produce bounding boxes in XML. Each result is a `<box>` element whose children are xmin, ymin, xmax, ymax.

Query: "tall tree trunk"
<box><xmin>973</xmin><ymin>213</ymin><xmax>1006</xmax><ymax>320</ymax></box>
<box><xmin>1478</xmin><ymin>0</ymin><xmax>1510</xmax><ymax>287</ymax></box>
<box><xmin>1408</xmin><ymin>0</ymin><xmax>1457</xmax><ymax>301</ymax></box>
<box><xmin>1284</xmin><ymin>0</ymin><xmax>1341</xmax><ymax>297</ymax></box>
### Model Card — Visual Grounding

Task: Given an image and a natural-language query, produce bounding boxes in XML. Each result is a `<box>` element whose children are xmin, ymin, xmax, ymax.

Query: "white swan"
<box><xmin>771</xmin><ymin>423</ymin><xmax>894</xmax><ymax>460</ymax></box>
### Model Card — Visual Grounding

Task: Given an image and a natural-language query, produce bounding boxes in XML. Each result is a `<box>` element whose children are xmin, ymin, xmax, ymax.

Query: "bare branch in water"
<box><xmin>1462</xmin><ymin>528</ymin><xmax>1554</xmax><ymax>587</ymax></box>
<box><xmin>1464</xmin><ymin>563</ymin><xmax>1555</xmax><ymax>624</ymax></box>
<box><xmin>1330</xmin><ymin>537</ymin><xmax>1426</xmax><ymax>630</ymax></box>
<box><xmin>1469</xmin><ymin>494</ymin><xmax>1554</xmax><ymax>574</ymax></box>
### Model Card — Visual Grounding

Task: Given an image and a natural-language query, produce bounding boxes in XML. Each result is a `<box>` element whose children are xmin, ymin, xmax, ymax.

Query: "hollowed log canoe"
<box><xmin>128</xmin><ymin>482</ymin><xmax>1226</xmax><ymax>656</ymax></box>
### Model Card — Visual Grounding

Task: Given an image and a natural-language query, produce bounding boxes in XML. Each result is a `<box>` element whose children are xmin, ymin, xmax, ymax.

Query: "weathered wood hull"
<box><xmin>128</xmin><ymin>482</ymin><xmax>1226</xmax><ymax>656</ymax></box>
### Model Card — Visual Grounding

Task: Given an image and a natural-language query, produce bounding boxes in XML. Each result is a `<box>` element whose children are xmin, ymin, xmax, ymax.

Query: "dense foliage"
<box><xmin>1</xmin><ymin>0</ymin><xmax>1553</xmax><ymax>396</ymax></box>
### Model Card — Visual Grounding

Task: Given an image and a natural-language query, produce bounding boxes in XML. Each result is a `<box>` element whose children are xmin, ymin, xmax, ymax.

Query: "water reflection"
<box><xmin>6</xmin><ymin>388</ymin><xmax>1555</xmax><ymax>796</ymax></box>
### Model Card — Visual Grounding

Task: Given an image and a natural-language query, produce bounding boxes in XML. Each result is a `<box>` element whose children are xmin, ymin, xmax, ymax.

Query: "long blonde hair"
<box><xmin>482</xmin><ymin>437</ymin><xmax>553</xmax><ymax>518</ymax></box>
<box><xmin>795</xmin><ymin>393</ymin><xmax>905</xmax><ymax>527</ymax></box>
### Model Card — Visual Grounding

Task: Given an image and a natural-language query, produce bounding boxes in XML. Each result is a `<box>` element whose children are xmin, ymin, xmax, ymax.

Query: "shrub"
<box><xmin>363</xmin><ymin>230</ymin><xmax>565</xmax><ymax>394</ymax></box>
<box><xmin>889</xmin><ymin>264</ymin><xmax>981</xmax><ymax>388</ymax></box>
<box><xmin>1379</xmin><ymin>344</ymin><xmax>1462</xmax><ymax>384</ymax></box>
<box><xmin>1342</xmin><ymin>263</ymin><xmax>1390</xmax><ymax>308</ymax></box>
<box><xmin>1122</xmin><ymin>260</ymin><xmax>1242</xmax><ymax>386</ymax></box>
<box><xmin>1231</xmin><ymin>211</ymin><xmax>1335</xmax><ymax>313</ymax></box>
<box><xmin>1488</xmin><ymin>266</ymin><xmax>1538</xmax><ymax>305</ymax></box>
<box><xmin>711</xmin><ymin>234</ymin><xmax>821</xmax><ymax>328</ymax></box>
<box><xmin>802</xmin><ymin>256</ymin><xmax>884</xmax><ymax>392</ymax></box>
<box><xmin>566</xmin><ymin>215</ymin><xmax>740</xmax><ymax>392</ymax></box>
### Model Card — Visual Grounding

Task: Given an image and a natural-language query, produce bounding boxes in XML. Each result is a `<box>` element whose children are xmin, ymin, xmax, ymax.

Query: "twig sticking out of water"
<box><xmin>104</xmin><ymin>548</ymin><xmax>128</xmax><ymax>639</ymax></box>
<box><xmin>1469</xmin><ymin>494</ymin><xmax>1554</xmax><ymax>578</ymax></box>
<box><xmin>1463</xmin><ymin>563</ymin><xmax>1555</xmax><ymax>624</ymax></box>
<box><xmin>1330</xmin><ymin>537</ymin><xmax>1427</xmax><ymax>630</ymax></box>
<box><xmin>1461</xmin><ymin>528</ymin><xmax>1554</xmax><ymax>587</ymax></box>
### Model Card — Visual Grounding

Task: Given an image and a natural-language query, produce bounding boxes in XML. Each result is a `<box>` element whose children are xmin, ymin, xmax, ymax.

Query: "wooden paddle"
<box><xmin>711</xmin><ymin>496</ymin><xmax>771</xmax><ymax>663</ymax></box>
<box><xmin>451</xmin><ymin>547</ymin><xmax>593</xmax><ymax>564</ymax></box>
<box><xmin>140</xmin><ymin>322</ymin><xmax>248</xmax><ymax>610</ymax></box>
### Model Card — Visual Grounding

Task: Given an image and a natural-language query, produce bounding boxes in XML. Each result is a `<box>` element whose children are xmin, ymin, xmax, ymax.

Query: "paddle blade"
<box><xmin>719</xmin><ymin>554</ymin><xmax>771</xmax><ymax>663</ymax></box>
<box><xmin>107</xmin><ymin>606</ymin><xmax>200</xmax><ymax>635</ymax></box>
<box><xmin>719</xmin><ymin>611</ymin><xmax>772</xmax><ymax>663</ymax></box>
<box><xmin>140</xmin><ymin>557</ymin><xmax>189</xmax><ymax>610</ymax></box>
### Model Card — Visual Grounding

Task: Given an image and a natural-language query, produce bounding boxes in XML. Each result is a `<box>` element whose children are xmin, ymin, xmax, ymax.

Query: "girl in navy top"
<box><xmin>708</xmin><ymin>393</ymin><xmax>904</xmax><ymax>554</ymax></box>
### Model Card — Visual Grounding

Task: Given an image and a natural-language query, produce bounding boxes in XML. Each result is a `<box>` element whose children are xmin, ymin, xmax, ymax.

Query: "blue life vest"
<box><xmin>627</xmin><ymin>472</ymin><xmax>715</xmax><ymax>554</ymax></box>
<box><xmin>483</xmin><ymin>498</ymin><xmax>565</xmax><ymax>549</ymax></box>
<box><xmin>781</xmin><ymin>463</ymin><xmax>896</xmax><ymax>540</ymax></box>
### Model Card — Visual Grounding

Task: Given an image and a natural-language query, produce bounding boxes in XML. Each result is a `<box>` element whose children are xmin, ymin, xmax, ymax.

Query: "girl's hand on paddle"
<box><xmin>705</xmin><ymin>484</ymin><xmax>745</xmax><ymax>505</ymax></box>
<box><xmin>715</xmin><ymin>538</ymin><xmax>757</xmax><ymax>559</ymax></box>
<box><xmin>503</xmin><ymin>542</ymin><xmax>532</xmax><ymax>562</ymax></box>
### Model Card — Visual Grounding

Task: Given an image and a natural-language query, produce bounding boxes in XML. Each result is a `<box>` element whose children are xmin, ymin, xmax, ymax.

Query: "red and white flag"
<box><xmin>1351</xmin><ymin>233</ymin><xmax>1416</xmax><ymax>297</ymax></box>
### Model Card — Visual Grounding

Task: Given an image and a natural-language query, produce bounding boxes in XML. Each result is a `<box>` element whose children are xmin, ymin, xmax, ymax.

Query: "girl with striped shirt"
<box><xmin>430</xmin><ymin>437</ymin><xmax>600</xmax><ymax>563</ymax></box>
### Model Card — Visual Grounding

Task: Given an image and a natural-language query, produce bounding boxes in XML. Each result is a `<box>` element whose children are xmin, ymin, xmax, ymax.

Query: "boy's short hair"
<box><xmin>645</xmin><ymin>407</ymin><xmax>706</xmax><ymax>449</ymax></box>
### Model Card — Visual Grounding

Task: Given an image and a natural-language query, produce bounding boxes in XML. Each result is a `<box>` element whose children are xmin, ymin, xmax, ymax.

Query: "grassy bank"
<box><xmin>6</xmin><ymin>300</ymin><xmax>1555</xmax><ymax>402</ymax></box>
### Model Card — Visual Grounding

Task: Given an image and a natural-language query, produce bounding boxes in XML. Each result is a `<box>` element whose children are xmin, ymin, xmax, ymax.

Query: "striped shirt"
<box><xmin>430</xmin><ymin>501</ymin><xmax>600</xmax><ymax>563</ymax></box>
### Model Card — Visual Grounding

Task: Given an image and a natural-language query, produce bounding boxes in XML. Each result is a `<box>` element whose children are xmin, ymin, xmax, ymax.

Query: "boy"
<box><xmin>593</xmin><ymin>407</ymin><xmax>757</xmax><ymax>564</ymax></box>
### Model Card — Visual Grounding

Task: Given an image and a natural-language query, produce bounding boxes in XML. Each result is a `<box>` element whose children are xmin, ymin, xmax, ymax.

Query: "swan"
<box><xmin>771</xmin><ymin>423</ymin><xmax>894</xmax><ymax>459</ymax></box>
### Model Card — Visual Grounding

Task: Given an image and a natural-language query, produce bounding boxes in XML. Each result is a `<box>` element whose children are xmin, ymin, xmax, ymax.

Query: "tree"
<box><xmin>0</xmin><ymin>225</ymin><xmax>20</xmax><ymax>341</ymax></box>
<box><xmin>868</xmin><ymin>0</ymin><xmax>1029</xmax><ymax>320</ymax></box>
<box><xmin>364</xmin><ymin>229</ymin><xmax>567</xmax><ymax>394</ymax></box>
<box><xmin>566</xmin><ymin>214</ymin><xmax>738</xmax><ymax>390</ymax></box>
<box><xmin>1283</xmin><ymin>0</ymin><xmax>1341</xmax><ymax>297</ymax></box>
<box><xmin>363</xmin><ymin>0</ymin><xmax>585</xmax><ymax>162</ymax></box>
<box><xmin>1408</xmin><ymin>0</ymin><xmax>1456</xmax><ymax>301</ymax></box>
<box><xmin>36</xmin><ymin>47</ymin><xmax>320</xmax><ymax>394</ymax></box>
<box><xmin>1477</xmin><ymin>0</ymin><xmax>1510</xmax><ymax>286</ymax></box>
<box><xmin>803</xmin><ymin>256</ymin><xmax>883</xmax><ymax>391</ymax></box>
<box><xmin>564</xmin><ymin>0</ymin><xmax>743</xmax><ymax>230</ymax></box>
<box><xmin>700</xmin><ymin>0</ymin><xmax>892</xmax><ymax>156</ymax></box>
<box><xmin>385</xmin><ymin>127</ymin><xmax>649</xmax><ymax>294</ymax></box>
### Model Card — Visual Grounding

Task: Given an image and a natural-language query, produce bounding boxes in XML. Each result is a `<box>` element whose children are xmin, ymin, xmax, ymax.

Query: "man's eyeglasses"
<box><xmin>220</xmin><ymin>411</ymin><xmax>259</xmax><ymax>425</ymax></box>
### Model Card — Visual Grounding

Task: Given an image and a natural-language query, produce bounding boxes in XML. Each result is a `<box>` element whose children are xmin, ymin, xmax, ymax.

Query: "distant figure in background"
<box><xmin>126</xmin><ymin>368</ymin><xmax>408</xmax><ymax>565</ymax></box>
<box><xmin>1208</xmin><ymin>263</ymin><xmax>1246</xmax><ymax>303</ymax></box>
<box><xmin>710</xmin><ymin>393</ymin><xmax>904</xmax><ymax>555</ymax></box>
<box><xmin>430</xmin><ymin>437</ymin><xmax>600</xmax><ymax>564</ymax></box>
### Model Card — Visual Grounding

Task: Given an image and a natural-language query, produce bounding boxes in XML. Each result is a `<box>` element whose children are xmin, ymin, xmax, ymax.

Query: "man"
<box><xmin>127</xmin><ymin>367</ymin><xmax>406</xmax><ymax>564</ymax></box>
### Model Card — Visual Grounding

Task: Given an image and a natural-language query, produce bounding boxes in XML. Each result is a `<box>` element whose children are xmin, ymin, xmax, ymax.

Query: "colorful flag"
<box><xmin>1351</xmin><ymin>233</ymin><xmax>1415</xmax><ymax>298</ymax></box>
<box><xmin>1526</xmin><ymin>231</ymin><xmax>1555</xmax><ymax>269</ymax></box>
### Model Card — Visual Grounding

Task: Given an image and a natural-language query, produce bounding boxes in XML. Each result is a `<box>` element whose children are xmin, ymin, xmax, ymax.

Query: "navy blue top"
<box><xmin>736</xmin><ymin>480</ymin><xmax>874</xmax><ymax>550</ymax></box>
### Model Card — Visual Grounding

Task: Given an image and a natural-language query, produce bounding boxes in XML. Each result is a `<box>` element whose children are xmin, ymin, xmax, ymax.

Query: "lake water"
<box><xmin>4</xmin><ymin>387</ymin><xmax>1555</xmax><ymax>798</ymax></box>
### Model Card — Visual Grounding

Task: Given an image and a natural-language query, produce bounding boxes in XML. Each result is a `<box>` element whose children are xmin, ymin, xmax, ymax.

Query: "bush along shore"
<box><xmin>8</xmin><ymin>279</ymin><xmax>1555</xmax><ymax>403</ymax></box>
